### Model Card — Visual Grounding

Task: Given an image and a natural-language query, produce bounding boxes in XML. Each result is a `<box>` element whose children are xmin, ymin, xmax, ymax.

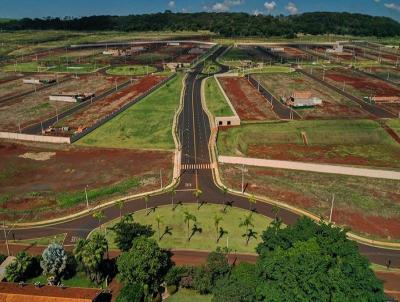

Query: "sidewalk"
<box><xmin>218</xmin><ymin>156</ymin><xmax>400</xmax><ymax>180</ymax></box>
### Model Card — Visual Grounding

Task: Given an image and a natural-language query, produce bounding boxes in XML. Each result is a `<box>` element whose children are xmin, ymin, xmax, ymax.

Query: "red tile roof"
<box><xmin>0</xmin><ymin>282</ymin><xmax>101</xmax><ymax>302</ymax></box>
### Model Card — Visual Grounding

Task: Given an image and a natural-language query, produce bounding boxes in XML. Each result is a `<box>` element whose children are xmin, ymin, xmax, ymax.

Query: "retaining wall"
<box><xmin>0</xmin><ymin>132</ymin><xmax>70</xmax><ymax>144</ymax></box>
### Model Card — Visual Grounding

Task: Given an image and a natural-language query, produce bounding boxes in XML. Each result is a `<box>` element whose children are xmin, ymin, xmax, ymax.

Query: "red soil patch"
<box><xmin>219</xmin><ymin>77</ymin><xmax>276</xmax><ymax>120</ymax></box>
<box><xmin>283</xmin><ymin>47</ymin><xmax>307</xmax><ymax>58</ymax></box>
<box><xmin>0</xmin><ymin>142</ymin><xmax>172</xmax><ymax>193</ymax></box>
<box><xmin>57</xmin><ymin>75</ymin><xmax>166</xmax><ymax>133</ymax></box>
<box><xmin>325</xmin><ymin>71</ymin><xmax>400</xmax><ymax>96</ymax></box>
<box><xmin>333</xmin><ymin>209</ymin><xmax>400</xmax><ymax>238</ymax></box>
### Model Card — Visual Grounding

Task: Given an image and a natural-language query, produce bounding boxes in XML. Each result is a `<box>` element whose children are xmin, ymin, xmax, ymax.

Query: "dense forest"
<box><xmin>1</xmin><ymin>11</ymin><xmax>400</xmax><ymax>37</ymax></box>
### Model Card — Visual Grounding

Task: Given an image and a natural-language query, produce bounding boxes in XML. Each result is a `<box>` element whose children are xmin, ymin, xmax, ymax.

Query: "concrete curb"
<box><xmin>6</xmin><ymin>75</ymin><xmax>186</xmax><ymax>229</ymax></box>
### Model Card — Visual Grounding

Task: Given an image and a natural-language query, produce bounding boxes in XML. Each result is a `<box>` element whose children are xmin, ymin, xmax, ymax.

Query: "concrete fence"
<box><xmin>0</xmin><ymin>132</ymin><xmax>70</xmax><ymax>144</ymax></box>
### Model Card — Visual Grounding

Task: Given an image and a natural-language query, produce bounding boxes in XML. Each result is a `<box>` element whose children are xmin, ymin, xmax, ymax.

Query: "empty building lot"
<box><xmin>54</xmin><ymin>75</ymin><xmax>167</xmax><ymax>135</ymax></box>
<box><xmin>0</xmin><ymin>74</ymin><xmax>126</xmax><ymax>132</ymax></box>
<box><xmin>217</xmin><ymin>119</ymin><xmax>400</xmax><ymax>169</ymax></box>
<box><xmin>252</xmin><ymin>72</ymin><xmax>368</xmax><ymax>119</ymax></box>
<box><xmin>220</xmin><ymin>164</ymin><xmax>400</xmax><ymax>240</ymax></box>
<box><xmin>0</xmin><ymin>140</ymin><xmax>173</xmax><ymax>221</ymax></box>
<box><xmin>218</xmin><ymin>76</ymin><xmax>277</xmax><ymax>120</ymax></box>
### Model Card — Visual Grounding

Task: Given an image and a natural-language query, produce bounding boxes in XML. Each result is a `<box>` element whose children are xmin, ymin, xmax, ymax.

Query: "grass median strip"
<box><xmin>205</xmin><ymin>77</ymin><xmax>234</xmax><ymax>117</ymax></box>
<box><xmin>77</xmin><ymin>73</ymin><xmax>182</xmax><ymax>150</ymax></box>
<box><xmin>106</xmin><ymin>65</ymin><xmax>157</xmax><ymax>76</ymax></box>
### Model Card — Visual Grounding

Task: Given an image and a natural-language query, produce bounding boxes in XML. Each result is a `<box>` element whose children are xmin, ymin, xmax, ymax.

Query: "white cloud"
<box><xmin>264</xmin><ymin>1</ymin><xmax>277</xmax><ymax>12</ymax></box>
<box><xmin>168</xmin><ymin>1</ymin><xmax>175</xmax><ymax>8</ymax></box>
<box><xmin>253</xmin><ymin>9</ymin><xmax>263</xmax><ymax>16</ymax></box>
<box><xmin>385</xmin><ymin>2</ymin><xmax>400</xmax><ymax>11</ymax></box>
<box><xmin>212</xmin><ymin>2</ymin><xmax>230</xmax><ymax>11</ymax></box>
<box><xmin>211</xmin><ymin>0</ymin><xmax>245</xmax><ymax>12</ymax></box>
<box><xmin>285</xmin><ymin>2</ymin><xmax>298</xmax><ymax>15</ymax></box>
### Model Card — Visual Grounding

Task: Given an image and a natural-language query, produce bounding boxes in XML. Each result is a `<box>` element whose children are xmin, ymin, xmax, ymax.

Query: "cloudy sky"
<box><xmin>1</xmin><ymin>0</ymin><xmax>400</xmax><ymax>20</ymax></box>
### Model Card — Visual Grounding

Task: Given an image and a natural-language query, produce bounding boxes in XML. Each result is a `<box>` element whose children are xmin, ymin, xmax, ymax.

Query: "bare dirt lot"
<box><xmin>55</xmin><ymin>75</ymin><xmax>167</xmax><ymax>135</ymax></box>
<box><xmin>218</xmin><ymin>76</ymin><xmax>277</xmax><ymax>120</ymax></box>
<box><xmin>253</xmin><ymin>72</ymin><xmax>368</xmax><ymax>119</ymax></box>
<box><xmin>0</xmin><ymin>74</ymin><xmax>68</xmax><ymax>101</ymax></box>
<box><xmin>0</xmin><ymin>74</ymin><xmax>126</xmax><ymax>132</ymax></box>
<box><xmin>314</xmin><ymin>67</ymin><xmax>400</xmax><ymax>98</ymax></box>
<box><xmin>0</xmin><ymin>141</ymin><xmax>173</xmax><ymax>221</ymax></box>
<box><xmin>220</xmin><ymin>164</ymin><xmax>400</xmax><ymax>240</ymax></box>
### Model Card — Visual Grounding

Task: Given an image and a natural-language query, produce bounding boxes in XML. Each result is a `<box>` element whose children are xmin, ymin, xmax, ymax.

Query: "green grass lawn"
<box><xmin>388</xmin><ymin>119</ymin><xmax>400</xmax><ymax>136</ymax></box>
<box><xmin>91</xmin><ymin>204</ymin><xmax>273</xmax><ymax>253</ymax></box>
<box><xmin>106</xmin><ymin>65</ymin><xmax>157</xmax><ymax>76</ymax></box>
<box><xmin>1</xmin><ymin>62</ymin><xmax>103</xmax><ymax>73</ymax></box>
<box><xmin>77</xmin><ymin>73</ymin><xmax>183</xmax><ymax>150</ymax></box>
<box><xmin>48</xmin><ymin>63</ymin><xmax>104</xmax><ymax>73</ymax></box>
<box><xmin>245</xmin><ymin>65</ymin><xmax>293</xmax><ymax>74</ymax></box>
<box><xmin>205</xmin><ymin>77</ymin><xmax>234</xmax><ymax>117</ymax></box>
<box><xmin>220</xmin><ymin>164</ymin><xmax>400</xmax><ymax>240</ymax></box>
<box><xmin>27</xmin><ymin>271</ymin><xmax>100</xmax><ymax>288</ymax></box>
<box><xmin>167</xmin><ymin>289</ymin><xmax>212</xmax><ymax>302</ymax></box>
<box><xmin>217</xmin><ymin>119</ymin><xmax>400</xmax><ymax>168</ymax></box>
<box><xmin>1</xmin><ymin>61</ymin><xmax>49</xmax><ymax>72</ymax></box>
<box><xmin>135</xmin><ymin>52</ymin><xmax>171</xmax><ymax>64</ymax></box>
<box><xmin>12</xmin><ymin>233</ymin><xmax>66</xmax><ymax>246</ymax></box>
<box><xmin>202</xmin><ymin>61</ymin><xmax>221</xmax><ymax>74</ymax></box>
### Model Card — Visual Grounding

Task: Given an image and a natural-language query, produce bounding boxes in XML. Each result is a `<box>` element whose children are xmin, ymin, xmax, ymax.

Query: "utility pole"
<box><xmin>241</xmin><ymin>164</ymin><xmax>245</xmax><ymax>193</ymax></box>
<box><xmin>3</xmin><ymin>222</ymin><xmax>10</xmax><ymax>256</ymax></box>
<box><xmin>329</xmin><ymin>194</ymin><xmax>335</xmax><ymax>223</ymax></box>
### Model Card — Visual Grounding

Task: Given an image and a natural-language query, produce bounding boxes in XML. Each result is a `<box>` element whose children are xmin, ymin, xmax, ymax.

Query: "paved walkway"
<box><xmin>218</xmin><ymin>156</ymin><xmax>400</xmax><ymax>180</ymax></box>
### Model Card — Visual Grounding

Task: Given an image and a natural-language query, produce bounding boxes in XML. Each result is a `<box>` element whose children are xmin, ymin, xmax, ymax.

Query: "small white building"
<box><xmin>326</xmin><ymin>43</ymin><xmax>344</xmax><ymax>53</ymax></box>
<box><xmin>49</xmin><ymin>92</ymin><xmax>95</xmax><ymax>103</ymax></box>
<box><xmin>23</xmin><ymin>78</ymin><xmax>56</xmax><ymax>85</ymax></box>
<box><xmin>286</xmin><ymin>91</ymin><xmax>323</xmax><ymax>108</ymax></box>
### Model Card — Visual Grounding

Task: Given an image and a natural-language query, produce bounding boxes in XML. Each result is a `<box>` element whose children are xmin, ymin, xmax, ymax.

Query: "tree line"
<box><xmin>1</xmin><ymin>11</ymin><xmax>400</xmax><ymax>37</ymax></box>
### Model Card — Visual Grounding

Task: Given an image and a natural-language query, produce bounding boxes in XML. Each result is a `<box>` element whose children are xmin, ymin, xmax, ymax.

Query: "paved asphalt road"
<box><xmin>1</xmin><ymin>46</ymin><xmax>400</xmax><ymax>268</ymax></box>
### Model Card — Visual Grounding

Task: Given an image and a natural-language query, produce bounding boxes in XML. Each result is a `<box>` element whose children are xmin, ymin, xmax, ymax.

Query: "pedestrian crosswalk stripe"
<box><xmin>181</xmin><ymin>163</ymin><xmax>212</xmax><ymax>170</ymax></box>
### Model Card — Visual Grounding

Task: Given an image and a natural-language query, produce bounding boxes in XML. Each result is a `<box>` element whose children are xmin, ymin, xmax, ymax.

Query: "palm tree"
<box><xmin>92</xmin><ymin>232</ymin><xmax>109</xmax><ymax>260</ymax></box>
<box><xmin>239</xmin><ymin>213</ymin><xmax>254</xmax><ymax>231</ymax></box>
<box><xmin>242</xmin><ymin>229</ymin><xmax>258</xmax><ymax>246</ymax></box>
<box><xmin>193</xmin><ymin>189</ymin><xmax>203</xmax><ymax>209</ymax></box>
<box><xmin>248</xmin><ymin>194</ymin><xmax>256</xmax><ymax>211</ymax></box>
<box><xmin>155</xmin><ymin>215</ymin><xmax>163</xmax><ymax>241</ymax></box>
<box><xmin>170</xmin><ymin>188</ymin><xmax>177</xmax><ymax>209</ymax></box>
<box><xmin>183</xmin><ymin>211</ymin><xmax>197</xmax><ymax>241</ymax></box>
<box><xmin>116</xmin><ymin>200</ymin><xmax>124</xmax><ymax>219</ymax></box>
<box><xmin>214</xmin><ymin>215</ymin><xmax>223</xmax><ymax>242</ymax></box>
<box><xmin>93</xmin><ymin>210</ymin><xmax>106</xmax><ymax>229</ymax></box>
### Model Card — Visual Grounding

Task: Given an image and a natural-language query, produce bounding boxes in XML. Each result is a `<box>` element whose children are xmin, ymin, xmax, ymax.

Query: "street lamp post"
<box><xmin>85</xmin><ymin>185</ymin><xmax>89</xmax><ymax>209</ymax></box>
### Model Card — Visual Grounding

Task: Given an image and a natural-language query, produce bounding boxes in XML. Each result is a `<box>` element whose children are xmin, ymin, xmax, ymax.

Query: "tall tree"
<box><xmin>40</xmin><ymin>243</ymin><xmax>68</xmax><ymax>282</ymax></box>
<box><xmin>255</xmin><ymin>217</ymin><xmax>385</xmax><ymax>301</ymax></box>
<box><xmin>110</xmin><ymin>215</ymin><xmax>154</xmax><ymax>252</ymax></box>
<box><xmin>117</xmin><ymin>237</ymin><xmax>171</xmax><ymax>296</ymax></box>
<box><xmin>5</xmin><ymin>252</ymin><xmax>34</xmax><ymax>282</ymax></box>
<box><xmin>73</xmin><ymin>233</ymin><xmax>108</xmax><ymax>284</ymax></box>
<box><xmin>183</xmin><ymin>211</ymin><xmax>197</xmax><ymax>241</ymax></box>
